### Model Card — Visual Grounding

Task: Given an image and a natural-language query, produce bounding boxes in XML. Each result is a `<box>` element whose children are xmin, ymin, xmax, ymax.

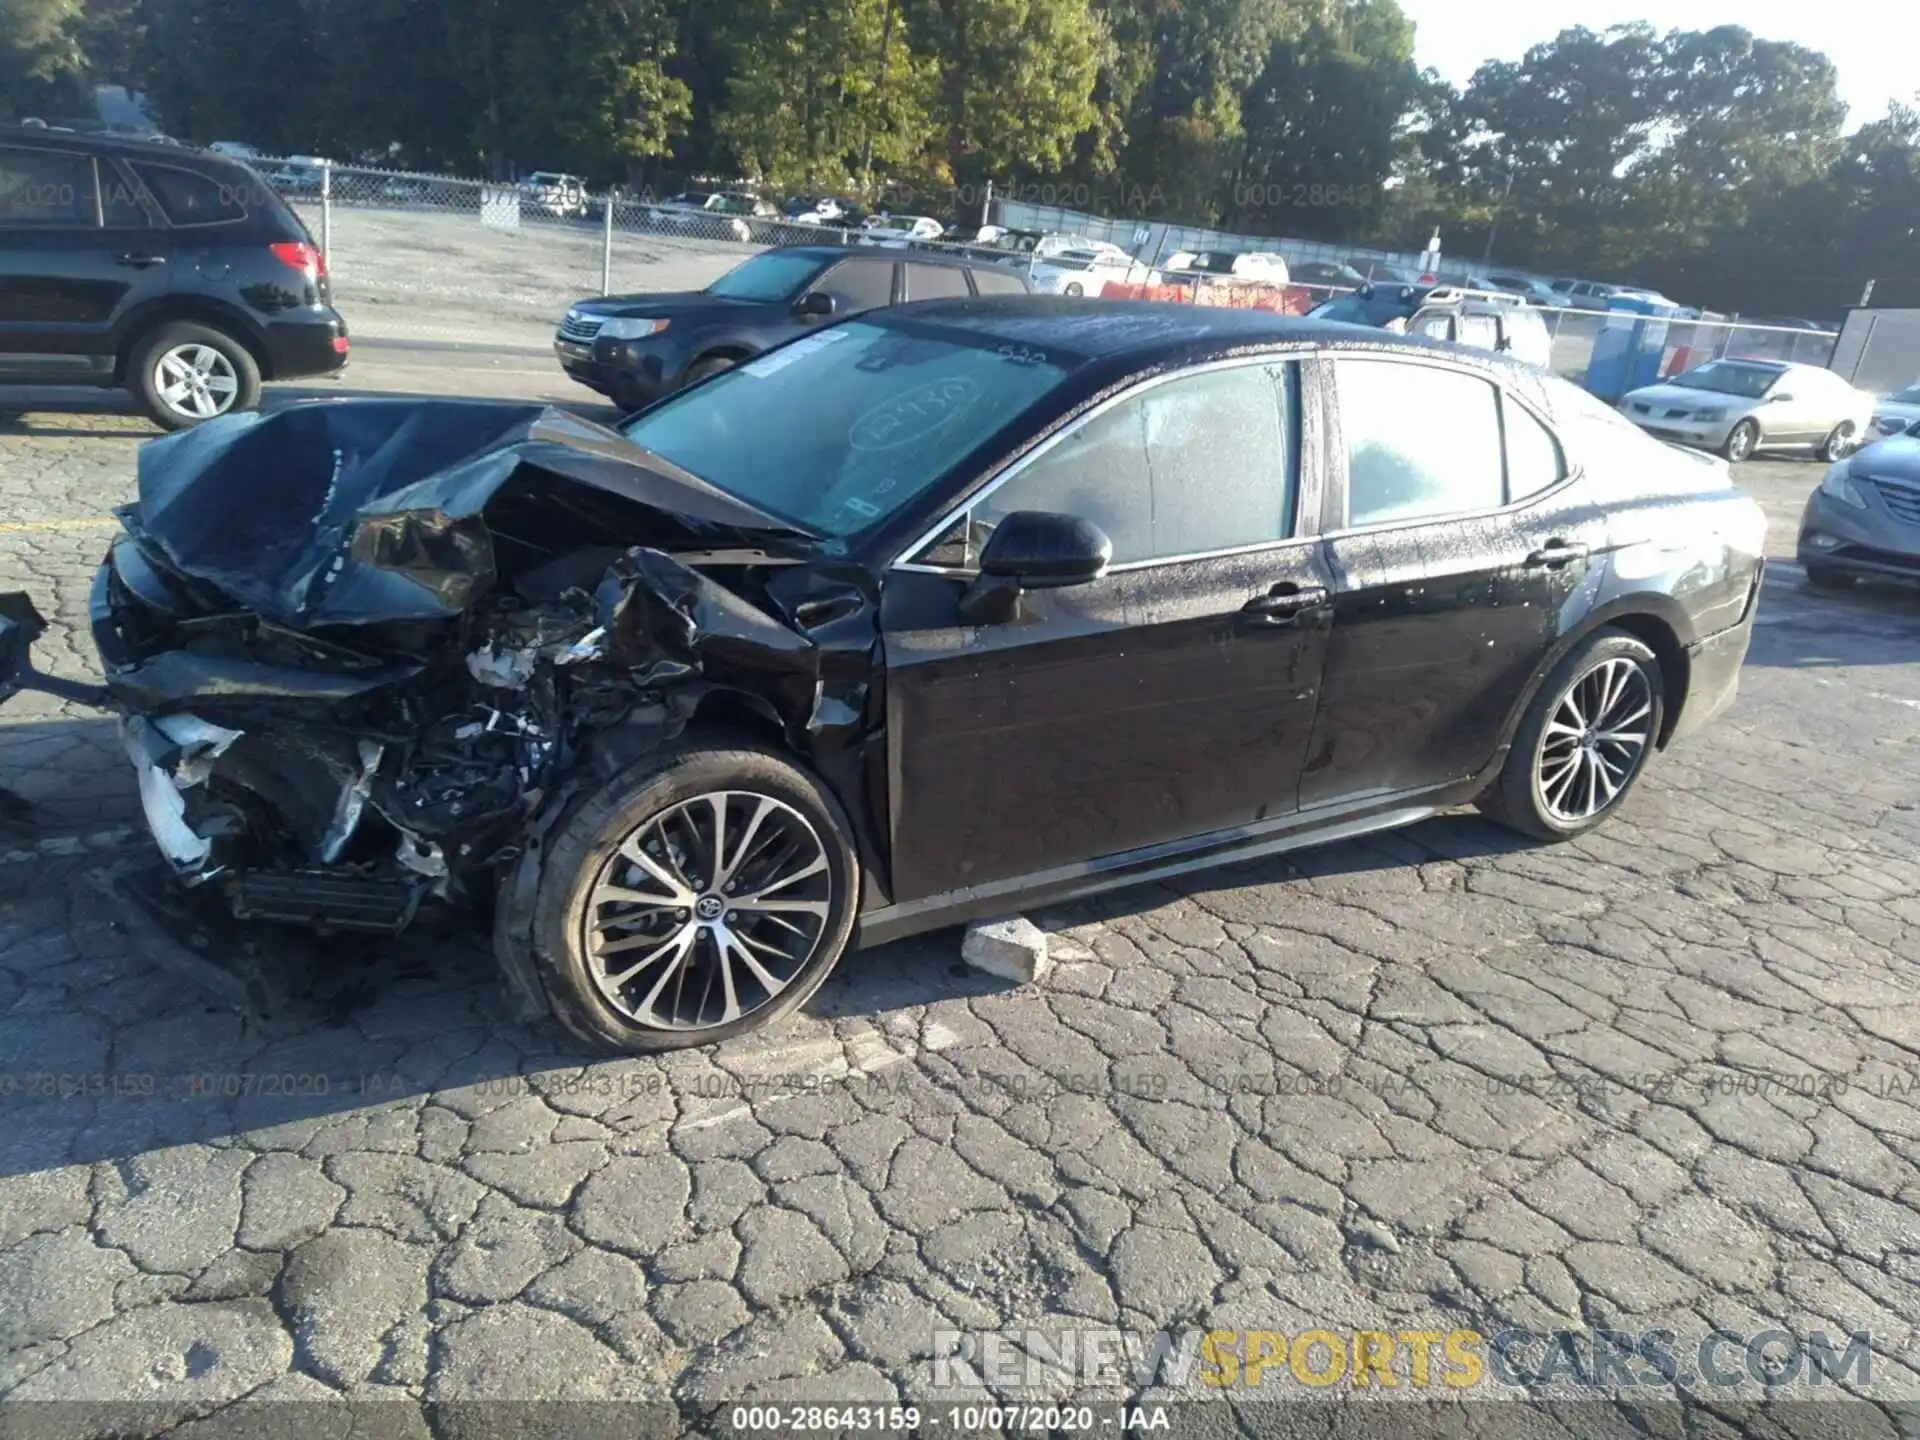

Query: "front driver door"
<box><xmin>880</xmin><ymin>360</ymin><xmax>1334</xmax><ymax>906</ymax></box>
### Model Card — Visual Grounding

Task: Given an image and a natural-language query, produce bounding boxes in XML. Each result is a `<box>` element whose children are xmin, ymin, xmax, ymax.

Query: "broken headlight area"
<box><xmin>5</xmin><ymin>399</ymin><xmax>853</xmax><ymax>970</ymax></box>
<box><xmin>110</xmin><ymin>579</ymin><xmax>688</xmax><ymax>934</ymax></box>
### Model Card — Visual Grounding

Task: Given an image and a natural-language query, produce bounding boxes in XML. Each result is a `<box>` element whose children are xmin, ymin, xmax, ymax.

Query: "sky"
<box><xmin>1400</xmin><ymin>0</ymin><xmax>1913</xmax><ymax>132</ymax></box>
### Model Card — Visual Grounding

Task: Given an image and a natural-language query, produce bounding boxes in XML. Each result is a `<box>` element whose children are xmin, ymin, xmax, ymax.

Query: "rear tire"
<box><xmin>1478</xmin><ymin>630</ymin><xmax>1665</xmax><ymax>843</ymax></box>
<box><xmin>128</xmin><ymin>321</ymin><xmax>261</xmax><ymax>431</ymax></box>
<box><xmin>524</xmin><ymin>738</ymin><xmax>861</xmax><ymax>1054</ymax></box>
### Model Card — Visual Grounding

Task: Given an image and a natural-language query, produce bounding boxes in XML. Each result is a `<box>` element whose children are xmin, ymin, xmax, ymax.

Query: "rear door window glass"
<box><xmin>99</xmin><ymin>160</ymin><xmax>151</xmax><ymax>227</ymax></box>
<box><xmin>906</xmin><ymin>263</ymin><xmax>971</xmax><ymax>301</ymax></box>
<box><xmin>1336</xmin><ymin>359</ymin><xmax>1506</xmax><ymax>526</ymax></box>
<box><xmin>129</xmin><ymin>162</ymin><xmax>251</xmax><ymax>226</ymax></box>
<box><xmin>969</xmin><ymin>268</ymin><xmax>1026</xmax><ymax>296</ymax></box>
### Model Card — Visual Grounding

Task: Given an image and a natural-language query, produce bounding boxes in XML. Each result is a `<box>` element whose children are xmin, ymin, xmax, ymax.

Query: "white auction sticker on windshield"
<box><xmin>742</xmin><ymin>329</ymin><xmax>852</xmax><ymax>378</ymax></box>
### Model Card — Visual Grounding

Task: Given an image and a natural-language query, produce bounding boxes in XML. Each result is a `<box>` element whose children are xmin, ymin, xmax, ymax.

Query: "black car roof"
<box><xmin>879</xmin><ymin>296</ymin><xmax>1509</xmax><ymax>364</ymax></box>
<box><xmin>865</xmin><ymin>297</ymin><xmax>1568</xmax><ymax>422</ymax></box>
<box><xmin>763</xmin><ymin>244</ymin><xmax>1012</xmax><ymax>272</ymax></box>
<box><xmin>0</xmin><ymin>123</ymin><xmax>255</xmax><ymax>170</ymax></box>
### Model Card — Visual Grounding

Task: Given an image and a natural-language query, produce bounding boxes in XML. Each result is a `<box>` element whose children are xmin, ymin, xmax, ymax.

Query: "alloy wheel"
<box><xmin>1535</xmin><ymin>657</ymin><xmax>1655</xmax><ymax>824</ymax></box>
<box><xmin>1825</xmin><ymin>422</ymin><xmax>1857</xmax><ymax>461</ymax></box>
<box><xmin>1725</xmin><ymin>422</ymin><xmax>1756</xmax><ymax>462</ymax></box>
<box><xmin>582</xmin><ymin>790</ymin><xmax>832</xmax><ymax>1031</ymax></box>
<box><xmin>155</xmin><ymin>344</ymin><xmax>240</xmax><ymax>421</ymax></box>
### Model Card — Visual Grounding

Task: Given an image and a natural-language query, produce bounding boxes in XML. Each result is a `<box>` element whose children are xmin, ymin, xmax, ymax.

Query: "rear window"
<box><xmin>130</xmin><ymin>162</ymin><xmax>251</xmax><ymax>226</ymax></box>
<box><xmin>970</xmin><ymin>268</ymin><xmax>1026</xmax><ymax>296</ymax></box>
<box><xmin>907</xmin><ymin>264</ymin><xmax>971</xmax><ymax>301</ymax></box>
<box><xmin>0</xmin><ymin>147</ymin><xmax>95</xmax><ymax>227</ymax></box>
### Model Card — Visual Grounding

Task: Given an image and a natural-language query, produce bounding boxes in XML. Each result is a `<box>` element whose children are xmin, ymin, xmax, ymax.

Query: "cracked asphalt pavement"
<box><xmin>2</xmin><ymin>360</ymin><xmax>1919</xmax><ymax>1433</ymax></box>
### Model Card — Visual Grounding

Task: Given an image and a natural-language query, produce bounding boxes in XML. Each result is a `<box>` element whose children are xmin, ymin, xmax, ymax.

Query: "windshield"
<box><xmin>618</xmin><ymin>320</ymin><xmax>1079</xmax><ymax>539</ymax></box>
<box><xmin>877</xmin><ymin>217</ymin><xmax>921</xmax><ymax>232</ymax></box>
<box><xmin>1671</xmin><ymin>362</ymin><xmax>1783</xmax><ymax>399</ymax></box>
<box><xmin>705</xmin><ymin>251</ymin><xmax>824</xmax><ymax>302</ymax></box>
<box><xmin>1889</xmin><ymin>385</ymin><xmax>1920</xmax><ymax>405</ymax></box>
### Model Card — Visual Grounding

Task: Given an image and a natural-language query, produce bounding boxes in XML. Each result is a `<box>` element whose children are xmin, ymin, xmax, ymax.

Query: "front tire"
<box><xmin>129</xmin><ymin>321</ymin><xmax>262</xmax><ymax>431</ymax></box>
<box><xmin>1722</xmin><ymin>418</ymin><xmax>1759</xmax><ymax>463</ymax></box>
<box><xmin>526</xmin><ymin>739</ymin><xmax>861</xmax><ymax>1054</ymax></box>
<box><xmin>1478</xmin><ymin>630</ymin><xmax>1666</xmax><ymax>842</ymax></box>
<box><xmin>1820</xmin><ymin>422</ymin><xmax>1858</xmax><ymax>462</ymax></box>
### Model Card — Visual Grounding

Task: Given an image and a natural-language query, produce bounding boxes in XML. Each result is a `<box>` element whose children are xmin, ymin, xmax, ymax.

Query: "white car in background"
<box><xmin>1028</xmin><ymin>248</ymin><xmax>1157</xmax><ymax>297</ymax></box>
<box><xmin>859</xmin><ymin>215</ymin><xmax>945</xmax><ymax>247</ymax></box>
<box><xmin>518</xmin><ymin>172</ymin><xmax>590</xmax><ymax>220</ymax></box>
<box><xmin>1619</xmin><ymin>359</ymin><xmax>1877</xmax><ymax>462</ymax></box>
<box><xmin>1869</xmin><ymin>380</ymin><xmax>1920</xmax><ymax>442</ymax></box>
<box><xmin>1164</xmin><ymin>250</ymin><xmax>1292</xmax><ymax>286</ymax></box>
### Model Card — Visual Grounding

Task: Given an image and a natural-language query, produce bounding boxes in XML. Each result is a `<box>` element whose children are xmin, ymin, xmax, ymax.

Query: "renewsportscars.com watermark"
<box><xmin>933</xmin><ymin>1327</ymin><xmax>1875</xmax><ymax>1395</ymax></box>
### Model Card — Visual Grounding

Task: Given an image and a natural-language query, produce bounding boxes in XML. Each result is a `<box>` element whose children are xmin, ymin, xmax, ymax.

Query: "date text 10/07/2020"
<box><xmin>725</xmin><ymin>1407</ymin><xmax>1171</xmax><ymax>1434</ymax></box>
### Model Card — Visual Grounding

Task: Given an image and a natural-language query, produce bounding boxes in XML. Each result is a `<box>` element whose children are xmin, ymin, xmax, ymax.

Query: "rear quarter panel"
<box><xmin>1589</xmin><ymin>442</ymin><xmax>1766</xmax><ymax>643</ymax></box>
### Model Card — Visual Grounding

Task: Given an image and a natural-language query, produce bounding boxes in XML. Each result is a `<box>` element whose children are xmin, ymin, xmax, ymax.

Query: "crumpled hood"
<box><xmin>129</xmin><ymin>399</ymin><xmax>801</xmax><ymax>630</ymax></box>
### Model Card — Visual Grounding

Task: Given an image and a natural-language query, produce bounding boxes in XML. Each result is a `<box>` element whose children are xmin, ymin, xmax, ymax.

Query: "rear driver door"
<box><xmin>1303</xmin><ymin>354</ymin><xmax>1602</xmax><ymax>809</ymax></box>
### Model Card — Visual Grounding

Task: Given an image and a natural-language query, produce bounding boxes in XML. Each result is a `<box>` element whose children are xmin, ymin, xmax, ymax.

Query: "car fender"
<box><xmin>111</xmin><ymin>294</ymin><xmax>273</xmax><ymax>381</ymax></box>
<box><xmin>1493</xmin><ymin>588</ymin><xmax>1698</xmax><ymax>758</ymax></box>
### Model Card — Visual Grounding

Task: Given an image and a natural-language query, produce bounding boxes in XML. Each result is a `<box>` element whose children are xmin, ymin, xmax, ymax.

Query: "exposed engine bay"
<box><xmin>0</xmin><ymin>401</ymin><xmax>880</xmax><ymax>992</ymax></box>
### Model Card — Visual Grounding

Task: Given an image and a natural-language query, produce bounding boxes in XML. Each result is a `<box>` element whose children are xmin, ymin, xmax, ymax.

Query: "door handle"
<box><xmin>115</xmin><ymin>254</ymin><xmax>167</xmax><ymax>269</ymax></box>
<box><xmin>1525</xmin><ymin>540</ymin><xmax>1590</xmax><ymax>570</ymax></box>
<box><xmin>1242</xmin><ymin>583</ymin><xmax>1329</xmax><ymax>623</ymax></box>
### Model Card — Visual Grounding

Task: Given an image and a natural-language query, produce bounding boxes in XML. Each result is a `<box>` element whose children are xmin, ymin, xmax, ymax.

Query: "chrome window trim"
<box><xmin>889</xmin><ymin>350</ymin><xmax>1314</xmax><ymax>577</ymax></box>
<box><xmin>1315</xmin><ymin>351</ymin><xmax>1584</xmax><ymax>543</ymax></box>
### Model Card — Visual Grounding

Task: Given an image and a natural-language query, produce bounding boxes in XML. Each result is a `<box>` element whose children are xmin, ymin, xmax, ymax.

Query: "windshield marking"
<box><xmin>850</xmin><ymin>377</ymin><xmax>983</xmax><ymax>452</ymax></box>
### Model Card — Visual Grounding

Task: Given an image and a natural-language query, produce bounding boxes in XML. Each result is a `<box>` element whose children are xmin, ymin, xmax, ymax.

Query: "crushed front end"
<box><xmin>3</xmin><ymin>398</ymin><xmax>869</xmax><ymax>1010</ymax></box>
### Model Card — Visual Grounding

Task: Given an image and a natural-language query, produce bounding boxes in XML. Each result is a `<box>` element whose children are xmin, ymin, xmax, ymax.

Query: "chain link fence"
<box><xmin>255</xmin><ymin>158</ymin><xmax>1839</xmax><ymax>386</ymax></box>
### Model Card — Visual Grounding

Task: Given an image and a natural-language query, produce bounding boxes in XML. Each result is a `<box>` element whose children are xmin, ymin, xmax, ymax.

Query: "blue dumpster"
<box><xmin>1583</xmin><ymin>295</ymin><xmax>1679</xmax><ymax>403</ymax></box>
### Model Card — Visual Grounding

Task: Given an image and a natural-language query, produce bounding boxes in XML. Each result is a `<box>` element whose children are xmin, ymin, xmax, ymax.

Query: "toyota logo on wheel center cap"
<box><xmin>695</xmin><ymin>896</ymin><xmax>725</xmax><ymax>921</ymax></box>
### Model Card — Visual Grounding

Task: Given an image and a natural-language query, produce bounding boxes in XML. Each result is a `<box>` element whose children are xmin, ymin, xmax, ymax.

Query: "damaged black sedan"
<box><xmin>0</xmin><ymin>301</ymin><xmax>1768</xmax><ymax>1052</ymax></box>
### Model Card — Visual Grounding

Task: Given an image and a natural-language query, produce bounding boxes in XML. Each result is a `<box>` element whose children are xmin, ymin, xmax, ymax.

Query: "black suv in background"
<box><xmin>0</xmin><ymin>125</ymin><xmax>350</xmax><ymax>429</ymax></box>
<box><xmin>554</xmin><ymin>244</ymin><xmax>1030</xmax><ymax>411</ymax></box>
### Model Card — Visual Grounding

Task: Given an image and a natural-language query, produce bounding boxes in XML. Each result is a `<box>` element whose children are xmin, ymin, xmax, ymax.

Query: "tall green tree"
<box><xmin>714</xmin><ymin>0</ymin><xmax>936</xmax><ymax>190</ymax></box>
<box><xmin>1231</xmin><ymin>0</ymin><xmax>1419</xmax><ymax>237</ymax></box>
<box><xmin>910</xmin><ymin>0</ymin><xmax>1105</xmax><ymax>187</ymax></box>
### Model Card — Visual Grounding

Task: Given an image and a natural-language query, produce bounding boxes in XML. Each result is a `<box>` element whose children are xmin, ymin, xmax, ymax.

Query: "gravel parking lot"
<box><xmin>1</xmin><ymin>327</ymin><xmax>1918</xmax><ymax>1431</ymax></box>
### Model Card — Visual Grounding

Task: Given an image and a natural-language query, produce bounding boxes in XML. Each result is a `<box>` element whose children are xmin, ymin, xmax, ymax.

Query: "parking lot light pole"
<box><xmin>319</xmin><ymin>161</ymin><xmax>333</xmax><ymax>271</ymax></box>
<box><xmin>602</xmin><ymin>193</ymin><xmax>614</xmax><ymax>296</ymax></box>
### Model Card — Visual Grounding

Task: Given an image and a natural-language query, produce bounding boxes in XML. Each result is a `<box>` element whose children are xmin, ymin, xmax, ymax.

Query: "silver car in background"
<box><xmin>1799</xmin><ymin>421</ymin><xmax>1920</xmax><ymax>589</ymax></box>
<box><xmin>1619</xmin><ymin>359</ymin><xmax>1876</xmax><ymax>462</ymax></box>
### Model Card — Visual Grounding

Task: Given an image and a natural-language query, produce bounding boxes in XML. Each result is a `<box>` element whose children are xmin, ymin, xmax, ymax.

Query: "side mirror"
<box><xmin>796</xmin><ymin>292</ymin><xmax>836</xmax><ymax>318</ymax></box>
<box><xmin>959</xmin><ymin>511</ymin><xmax>1113</xmax><ymax>624</ymax></box>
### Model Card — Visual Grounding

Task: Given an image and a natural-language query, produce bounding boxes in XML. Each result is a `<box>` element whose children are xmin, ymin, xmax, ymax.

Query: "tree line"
<box><xmin>5</xmin><ymin>0</ymin><xmax>1915</xmax><ymax>316</ymax></box>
